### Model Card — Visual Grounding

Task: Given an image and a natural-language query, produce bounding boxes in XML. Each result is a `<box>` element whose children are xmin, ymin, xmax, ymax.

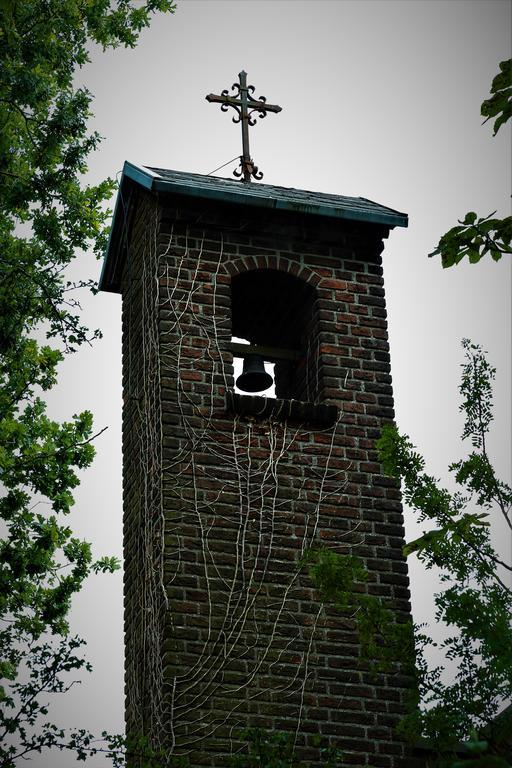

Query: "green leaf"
<box><xmin>430</xmin><ymin>61</ymin><xmax>511</xmax><ymax>267</ymax></box>
<box><xmin>481</xmin><ymin>59</ymin><xmax>512</xmax><ymax>135</ymax></box>
<box><xmin>0</xmin><ymin>1</ymin><xmax>175</xmax><ymax>764</ymax></box>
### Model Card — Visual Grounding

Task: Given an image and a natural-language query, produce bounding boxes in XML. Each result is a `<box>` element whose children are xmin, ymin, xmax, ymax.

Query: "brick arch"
<box><xmin>229</xmin><ymin>260</ymin><xmax>323</xmax><ymax>402</ymax></box>
<box><xmin>223</xmin><ymin>255</ymin><xmax>322</xmax><ymax>288</ymax></box>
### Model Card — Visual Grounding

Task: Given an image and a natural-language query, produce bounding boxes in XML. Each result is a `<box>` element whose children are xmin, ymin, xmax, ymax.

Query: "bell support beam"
<box><xmin>228</xmin><ymin>342</ymin><xmax>301</xmax><ymax>363</ymax></box>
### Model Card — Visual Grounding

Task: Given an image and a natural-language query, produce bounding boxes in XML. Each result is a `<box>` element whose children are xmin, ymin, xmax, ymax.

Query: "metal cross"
<box><xmin>206</xmin><ymin>70</ymin><xmax>282</xmax><ymax>183</ymax></box>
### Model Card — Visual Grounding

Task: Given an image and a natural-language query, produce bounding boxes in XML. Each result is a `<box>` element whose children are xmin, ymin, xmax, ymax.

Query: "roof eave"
<box><xmin>123</xmin><ymin>161</ymin><xmax>408</xmax><ymax>228</ymax></box>
<box><xmin>98</xmin><ymin>162</ymin><xmax>144</xmax><ymax>292</ymax></box>
<box><xmin>100</xmin><ymin>161</ymin><xmax>408</xmax><ymax>293</ymax></box>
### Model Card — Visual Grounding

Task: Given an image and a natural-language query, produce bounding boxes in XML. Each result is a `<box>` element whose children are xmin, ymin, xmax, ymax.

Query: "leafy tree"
<box><xmin>227</xmin><ymin>346</ymin><xmax>510</xmax><ymax>765</ymax></box>
<box><xmin>230</xmin><ymin>728</ymin><xmax>344</xmax><ymax>768</ymax></box>
<box><xmin>303</xmin><ymin>547</ymin><xmax>415</xmax><ymax>676</ymax></box>
<box><xmin>377</xmin><ymin>340</ymin><xmax>512</xmax><ymax>765</ymax></box>
<box><xmin>429</xmin><ymin>60</ymin><xmax>511</xmax><ymax>267</ymax></box>
<box><xmin>0</xmin><ymin>0</ymin><xmax>174</xmax><ymax>764</ymax></box>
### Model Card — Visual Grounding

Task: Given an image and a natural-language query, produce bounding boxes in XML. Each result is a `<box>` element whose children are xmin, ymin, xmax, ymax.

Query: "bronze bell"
<box><xmin>236</xmin><ymin>354</ymin><xmax>273</xmax><ymax>393</ymax></box>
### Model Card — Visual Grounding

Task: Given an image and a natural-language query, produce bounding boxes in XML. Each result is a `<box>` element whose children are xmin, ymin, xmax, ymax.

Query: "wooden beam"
<box><xmin>228</xmin><ymin>342</ymin><xmax>301</xmax><ymax>363</ymax></box>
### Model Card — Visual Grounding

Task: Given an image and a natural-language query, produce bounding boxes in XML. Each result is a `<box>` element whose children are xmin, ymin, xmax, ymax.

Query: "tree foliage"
<box><xmin>0</xmin><ymin>0</ymin><xmax>174</xmax><ymax>764</ymax></box>
<box><xmin>429</xmin><ymin>59</ymin><xmax>511</xmax><ymax>268</ymax></box>
<box><xmin>377</xmin><ymin>340</ymin><xmax>512</xmax><ymax>764</ymax></box>
<box><xmin>481</xmin><ymin>59</ymin><xmax>512</xmax><ymax>136</ymax></box>
<box><xmin>224</xmin><ymin>353</ymin><xmax>512</xmax><ymax>768</ymax></box>
<box><xmin>230</xmin><ymin>728</ymin><xmax>344</xmax><ymax>768</ymax></box>
<box><xmin>302</xmin><ymin>547</ymin><xmax>415</xmax><ymax>676</ymax></box>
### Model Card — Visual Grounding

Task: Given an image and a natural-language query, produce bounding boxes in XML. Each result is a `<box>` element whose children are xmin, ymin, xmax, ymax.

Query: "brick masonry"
<box><xmin>120</xmin><ymin>188</ymin><xmax>423</xmax><ymax>766</ymax></box>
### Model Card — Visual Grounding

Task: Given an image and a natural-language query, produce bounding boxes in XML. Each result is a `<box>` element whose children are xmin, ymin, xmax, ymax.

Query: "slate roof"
<box><xmin>125</xmin><ymin>162</ymin><xmax>408</xmax><ymax>228</ymax></box>
<box><xmin>100</xmin><ymin>161</ymin><xmax>408</xmax><ymax>292</ymax></box>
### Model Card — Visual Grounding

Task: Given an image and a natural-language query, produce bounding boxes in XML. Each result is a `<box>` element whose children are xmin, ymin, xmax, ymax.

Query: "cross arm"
<box><xmin>205</xmin><ymin>93</ymin><xmax>238</xmax><ymax>105</ymax></box>
<box><xmin>206</xmin><ymin>93</ymin><xmax>282</xmax><ymax>115</ymax></box>
<box><xmin>250</xmin><ymin>100</ymin><xmax>282</xmax><ymax>114</ymax></box>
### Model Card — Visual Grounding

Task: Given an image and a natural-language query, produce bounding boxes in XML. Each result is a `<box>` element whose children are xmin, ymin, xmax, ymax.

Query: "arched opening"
<box><xmin>231</xmin><ymin>270</ymin><xmax>320</xmax><ymax>402</ymax></box>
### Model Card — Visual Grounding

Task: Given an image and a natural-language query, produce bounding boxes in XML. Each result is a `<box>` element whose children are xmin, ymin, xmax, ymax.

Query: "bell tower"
<box><xmin>100</xmin><ymin>80</ymin><xmax>416</xmax><ymax>764</ymax></box>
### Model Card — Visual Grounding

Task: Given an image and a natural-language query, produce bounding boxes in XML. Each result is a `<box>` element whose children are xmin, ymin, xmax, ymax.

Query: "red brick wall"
<box><xmin>121</xmin><ymin>192</ymin><xmax>418</xmax><ymax>766</ymax></box>
<box><xmin>122</xmin><ymin>193</ymin><xmax>168</xmax><ymax>744</ymax></box>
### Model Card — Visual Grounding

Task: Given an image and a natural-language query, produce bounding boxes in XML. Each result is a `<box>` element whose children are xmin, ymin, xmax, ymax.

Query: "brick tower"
<box><xmin>100</xmin><ymin>162</ymin><xmax>415</xmax><ymax>766</ymax></box>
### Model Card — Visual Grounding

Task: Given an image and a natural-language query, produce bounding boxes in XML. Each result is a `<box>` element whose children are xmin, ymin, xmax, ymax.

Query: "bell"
<box><xmin>236</xmin><ymin>354</ymin><xmax>273</xmax><ymax>393</ymax></box>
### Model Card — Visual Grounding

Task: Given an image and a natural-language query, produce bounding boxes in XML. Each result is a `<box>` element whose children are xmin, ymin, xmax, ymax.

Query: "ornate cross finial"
<box><xmin>206</xmin><ymin>70</ymin><xmax>282</xmax><ymax>183</ymax></box>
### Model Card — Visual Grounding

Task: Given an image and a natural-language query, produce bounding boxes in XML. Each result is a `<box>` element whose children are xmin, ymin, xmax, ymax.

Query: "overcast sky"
<box><xmin>38</xmin><ymin>1</ymin><xmax>511</xmax><ymax>764</ymax></box>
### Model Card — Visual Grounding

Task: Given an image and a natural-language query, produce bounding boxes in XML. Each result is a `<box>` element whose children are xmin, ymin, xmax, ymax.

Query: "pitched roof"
<box><xmin>100</xmin><ymin>161</ymin><xmax>408</xmax><ymax>291</ymax></box>
<box><xmin>126</xmin><ymin>162</ymin><xmax>408</xmax><ymax>227</ymax></box>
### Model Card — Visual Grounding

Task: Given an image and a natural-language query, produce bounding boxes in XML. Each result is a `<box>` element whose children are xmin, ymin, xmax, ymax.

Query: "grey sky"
<box><xmin>37</xmin><ymin>1</ymin><xmax>511</xmax><ymax>764</ymax></box>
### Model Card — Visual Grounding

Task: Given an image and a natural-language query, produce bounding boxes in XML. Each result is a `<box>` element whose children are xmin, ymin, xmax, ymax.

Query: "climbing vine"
<box><xmin>122</xmin><ymin>203</ymin><xmax>409</xmax><ymax>765</ymax></box>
